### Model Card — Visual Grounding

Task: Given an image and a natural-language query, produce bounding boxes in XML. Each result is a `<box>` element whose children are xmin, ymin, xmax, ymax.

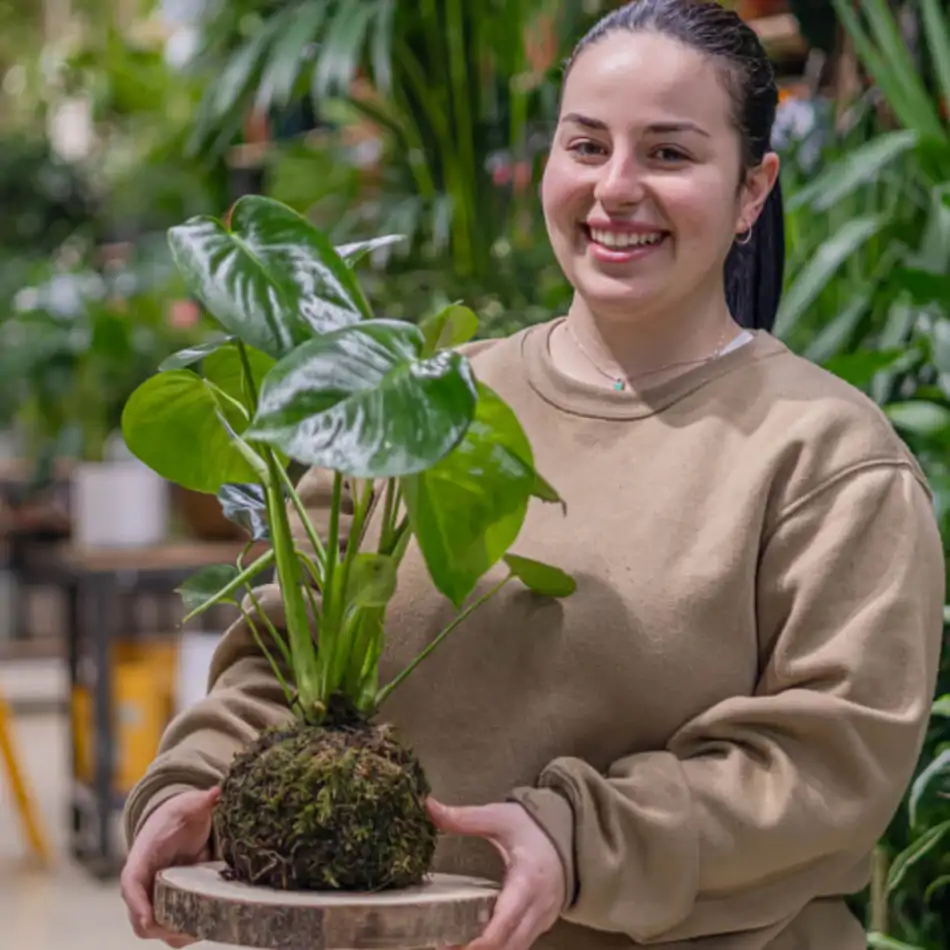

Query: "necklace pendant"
<box><xmin>613</xmin><ymin>378</ymin><xmax>625</xmax><ymax>392</ymax></box>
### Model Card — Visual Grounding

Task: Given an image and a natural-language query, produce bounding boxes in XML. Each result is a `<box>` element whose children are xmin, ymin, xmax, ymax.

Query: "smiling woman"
<box><xmin>119</xmin><ymin>3</ymin><xmax>944</xmax><ymax>950</ymax></box>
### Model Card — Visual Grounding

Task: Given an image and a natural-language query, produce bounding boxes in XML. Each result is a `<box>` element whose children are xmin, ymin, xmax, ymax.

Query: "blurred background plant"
<box><xmin>772</xmin><ymin>1</ymin><xmax>950</xmax><ymax>945</ymax></box>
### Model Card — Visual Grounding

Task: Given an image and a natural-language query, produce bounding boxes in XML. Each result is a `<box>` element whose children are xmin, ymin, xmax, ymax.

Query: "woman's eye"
<box><xmin>568</xmin><ymin>140</ymin><xmax>607</xmax><ymax>158</ymax></box>
<box><xmin>654</xmin><ymin>146</ymin><xmax>690</xmax><ymax>162</ymax></box>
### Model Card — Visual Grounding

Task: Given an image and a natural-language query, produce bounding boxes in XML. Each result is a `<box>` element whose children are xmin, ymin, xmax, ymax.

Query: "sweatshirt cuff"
<box><xmin>507</xmin><ymin>786</ymin><xmax>577</xmax><ymax>911</ymax></box>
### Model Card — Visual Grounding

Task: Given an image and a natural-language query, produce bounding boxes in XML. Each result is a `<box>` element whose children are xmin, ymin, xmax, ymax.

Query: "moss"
<box><xmin>213</xmin><ymin>703</ymin><xmax>437</xmax><ymax>892</ymax></box>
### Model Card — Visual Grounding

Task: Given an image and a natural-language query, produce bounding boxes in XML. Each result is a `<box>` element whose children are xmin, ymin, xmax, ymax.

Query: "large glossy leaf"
<box><xmin>121</xmin><ymin>371</ymin><xmax>260</xmax><ymax>493</ymax></box>
<box><xmin>246</xmin><ymin>320</ymin><xmax>478</xmax><ymax>477</ymax></box>
<box><xmin>218</xmin><ymin>483</ymin><xmax>270</xmax><ymax>540</ymax></box>
<box><xmin>167</xmin><ymin>195</ymin><xmax>372</xmax><ymax>360</ymax></box>
<box><xmin>401</xmin><ymin>384</ymin><xmax>538</xmax><ymax>608</ymax></box>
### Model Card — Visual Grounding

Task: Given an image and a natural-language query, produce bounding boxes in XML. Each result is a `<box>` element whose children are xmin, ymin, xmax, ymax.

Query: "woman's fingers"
<box><xmin>467</xmin><ymin>871</ymin><xmax>534</xmax><ymax>950</ymax></box>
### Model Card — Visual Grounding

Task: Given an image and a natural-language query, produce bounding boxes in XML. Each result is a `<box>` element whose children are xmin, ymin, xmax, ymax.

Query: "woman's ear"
<box><xmin>735</xmin><ymin>151</ymin><xmax>780</xmax><ymax>234</ymax></box>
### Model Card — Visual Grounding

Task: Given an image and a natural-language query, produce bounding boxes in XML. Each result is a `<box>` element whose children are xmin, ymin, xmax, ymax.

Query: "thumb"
<box><xmin>180</xmin><ymin>786</ymin><xmax>221</xmax><ymax>822</ymax></box>
<box><xmin>426</xmin><ymin>798</ymin><xmax>513</xmax><ymax>841</ymax></box>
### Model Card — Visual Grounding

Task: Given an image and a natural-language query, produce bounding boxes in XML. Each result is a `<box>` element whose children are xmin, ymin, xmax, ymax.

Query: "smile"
<box><xmin>587</xmin><ymin>228</ymin><xmax>665</xmax><ymax>249</ymax></box>
<box><xmin>580</xmin><ymin>223</ymin><xmax>669</xmax><ymax>262</ymax></box>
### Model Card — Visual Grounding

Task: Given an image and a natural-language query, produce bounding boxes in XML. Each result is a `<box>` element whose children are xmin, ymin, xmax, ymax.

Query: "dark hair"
<box><xmin>564</xmin><ymin>0</ymin><xmax>785</xmax><ymax>332</ymax></box>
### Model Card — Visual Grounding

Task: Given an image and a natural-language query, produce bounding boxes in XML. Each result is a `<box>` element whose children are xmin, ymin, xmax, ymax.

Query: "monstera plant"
<box><xmin>120</xmin><ymin>195</ymin><xmax>573</xmax><ymax>892</ymax></box>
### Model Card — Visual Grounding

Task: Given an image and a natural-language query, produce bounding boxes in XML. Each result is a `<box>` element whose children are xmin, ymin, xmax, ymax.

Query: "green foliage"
<box><xmin>185</xmin><ymin>0</ymin><xmax>595</xmax><ymax>330</ymax></box>
<box><xmin>778</xmin><ymin>3</ymin><xmax>950</xmax><ymax>946</ymax></box>
<box><xmin>122</xmin><ymin>195</ymin><xmax>573</xmax><ymax>726</ymax></box>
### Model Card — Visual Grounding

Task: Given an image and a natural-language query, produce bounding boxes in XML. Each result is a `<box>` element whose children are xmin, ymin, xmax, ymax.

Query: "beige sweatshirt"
<box><xmin>124</xmin><ymin>321</ymin><xmax>946</xmax><ymax>950</ymax></box>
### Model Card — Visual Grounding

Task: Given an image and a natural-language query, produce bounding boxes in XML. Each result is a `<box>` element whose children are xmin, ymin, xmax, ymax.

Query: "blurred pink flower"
<box><xmin>168</xmin><ymin>299</ymin><xmax>201</xmax><ymax>329</ymax></box>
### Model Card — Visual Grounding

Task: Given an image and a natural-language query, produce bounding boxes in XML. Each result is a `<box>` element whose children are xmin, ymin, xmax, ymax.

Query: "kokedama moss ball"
<box><xmin>213</xmin><ymin>715</ymin><xmax>437</xmax><ymax>892</ymax></box>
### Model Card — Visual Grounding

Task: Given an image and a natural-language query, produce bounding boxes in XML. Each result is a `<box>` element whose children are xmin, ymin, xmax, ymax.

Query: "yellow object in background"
<box><xmin>0</xmin><ymin>689</ymin><xmax>51</xmax><ymax>864</ymax></box>
<box><xmin>71</xmin><ymin>638</ymin><xmax>178</xmax><ymax>794</ymax></box>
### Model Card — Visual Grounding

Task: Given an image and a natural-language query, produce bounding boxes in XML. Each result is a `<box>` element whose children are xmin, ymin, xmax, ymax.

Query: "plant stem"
<box><xmin>181</xmin><ymin>549</ymin><xmax>275</xmax><ymax>624</ymax></box>
<box><xmin>275</xmin><ymin>460</ymin><xmax>327</xmax><ymax>577</ymax></box>
<box><xmin>236</xmin><ymin>340</ymin><xmax>259</xmax><ymax>407</ymax></box>
<box><xmin>295</xmin><ymin>548</ymin><xmax>323</xmax><ymax>588</ymax></box>
<box><xmin>265</xmin><ymin>448</ymin><xmax>321</xmax><ymax>719</ymax></box>
<box><xmin>317</xmin><ymin>472</ymin><xmax>344</xmax><ymax>697</ymax></box>
<box><xmin>243</xmin><ymin>585</ymin><xmax>293</xmax><ymax>671</ymax></box>
<box><xmin>379</xmin><ymin>478</ymin><xmax>398</xmax><ymax>550</ymax></box>
<box><xmin>375</xmin><ymin>574</ymin><xmax>513</xmax><ymax>708</ymax></box>
<box><xmin>870</xmin><ymin>845</ymin><xmax>890</xmax><ymax>935</ymax></box>
<box><xmin>239</xmin><ymin>604</ymin><xmax>296</xmax><ymax>710</ymax></box>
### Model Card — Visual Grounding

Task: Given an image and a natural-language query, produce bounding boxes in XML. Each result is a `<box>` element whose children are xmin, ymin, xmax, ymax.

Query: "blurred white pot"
<box><xmin>71</xmin><ymin>459</ymin><xmax>169</xmax><ymax>549</ymax></box>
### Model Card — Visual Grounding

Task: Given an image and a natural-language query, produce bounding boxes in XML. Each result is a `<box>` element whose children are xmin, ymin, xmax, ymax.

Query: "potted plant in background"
<box><xmin>0</xmin><ymin>245</ymin><xmax>210</xmax><ymax>548</ymax></box>
<box><xmin>120</xmin><ymin>194</ymin><xmax>573</xmax><ymax>943</ymax></box>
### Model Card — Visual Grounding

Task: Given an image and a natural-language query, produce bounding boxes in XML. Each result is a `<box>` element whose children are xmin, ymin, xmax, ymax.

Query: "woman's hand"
<box><xmin>120</xmin><ymin>787</ymin><xmax>220</xmax><ymax>947</ymax></box>
<box><xmin>427</xmin><ymin>797</ymin><xmax>566</xmax><ymax>950</ymax></box>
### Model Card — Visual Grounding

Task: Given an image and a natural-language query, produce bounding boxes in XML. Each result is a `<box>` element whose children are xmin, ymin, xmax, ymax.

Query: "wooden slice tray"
<box><xmin>154</xmin><ymin>863</ymin><xmax>500</xmax><ymax>950</ymax></box>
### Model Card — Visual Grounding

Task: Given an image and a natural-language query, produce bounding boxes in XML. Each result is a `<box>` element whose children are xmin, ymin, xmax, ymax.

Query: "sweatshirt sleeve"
<box><xmin>509</xmin><ymin>461</ymin><xmax>945</xmax><ymax>944</ymax></box>
<box><xmin>121</xmin><ymin>467</ymin><xmax>352</xmax><ymax>847</ymax></box>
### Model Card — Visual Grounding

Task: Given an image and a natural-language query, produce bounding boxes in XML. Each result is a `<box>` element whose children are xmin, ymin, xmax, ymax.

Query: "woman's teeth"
<box><xmin>588</xmin><ymin>228</ymin><xmax>664</xmax><ymax>249</ymax></box>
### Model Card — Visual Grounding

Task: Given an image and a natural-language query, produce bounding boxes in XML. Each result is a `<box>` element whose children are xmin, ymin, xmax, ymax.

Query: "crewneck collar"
<box><xmin>522</xmin><ymin>317</ymin><xmax>787</xmax><ymax>420</ymax></box>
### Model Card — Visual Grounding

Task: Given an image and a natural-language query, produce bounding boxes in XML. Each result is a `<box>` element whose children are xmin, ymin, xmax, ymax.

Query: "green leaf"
<box><xmin>312</xmin><ymin>1</ymin><xmax>377</xmax><ymax>99</ymax></box>
<box><xmin>203</xmin><ymin>344</ymin><xmax>276</xmax><ymax>413</ymax></box>
<box><xmin>335</xmin><ymin>235</ymin><xmax>405</xmax><ymax>266</ymax></box>
<box><xmin>167</xmin><ymin>195</ymin><xmax>371</xmax><ymax>360</ymax></box>
<box><xmin>823</xmin><ymin>349</ymin><xmax>907</xmax><ymax>390</ymax></box>
<box><xmin>894</xmin><ymin>267</ymin><xmax>950</xmax><ymax>307</ymax></box>
<box><xmin>924</xmin><ymin>873</ymin><xmax>950</xmax><ymax>903</ymax></box>
<box><xmin>886</xmin><ymin>819</ymin><xmax>950</xmax><ymax>894</ymax></box>
<box><xmin>504</xmin><ymin>554</ymin><xmax>576</xmax><ymax>598</ymax></box>
<box><xmin>804</xmin><ymin>295</ymin><xmax>870</xmax><ymax>365</ymax></box>
<box><xmin>885</xmin><ymin>401</ymin><xmax>950</xmax><ymax>438</ymax></box>
<box><xmin>121</xmin><ymin>371</ymin><xmax>260</xmax><ymax>493</ymax></box>
<box><xmin>401</xmin><ymin>384</ymin><xmax>537</xmax><ymax>608</ymax></box>
<box><xmin>246</xmin><ymin>320</ymin><xmax>478</xmax><ymax>478</ymax></box>
<box><xmin>921</xmin><ymin>0</ymin><xmax>950</xmax><ymax>122</ymax></box>
<box><xmin>932</xmin><ymin>694</ymin><xmax>950</xmax><ymax>717</ymax></box>
<box><xmin>774</xmin><ymin>216</ymin><xmax>886</xmax><ymax>340</ymax></box>
<box><xmin>867</xmin><ymin>935</ymin><xmax>926</xmax><ymax>950</ymax></box>
<box><xmin>909</xmin><ymin>748</ymin><xmax>950</xmax><ymax>828</ymax></box>
<box><xmin>177</xmin><ymin>564</ymin><xmax>241</xmax><ymax>613</ymax></box>
<box><xmin>158</xmin><ymin>336</ymin><xmax>235</xmax><ymax>371</ymax></box>
<box><xmin>787</xmin><ymin>130</ymin><xmax>920</xmax><ymax>212</ymax></box>
<box><xmin>255</xmin><ymin>0</ymin><xmax>329</xmax><ymax>110</ymax></box>
<box><xmin>531</xmin><ymin>471</ymin><xmax>566</xmax><ymax>511</ymax></box>
<box><xmin>419</xmin><ymin>303</ymin><xmax>480</xmax><ymax>357</ymax></box>
<box><xmin>931</xmin><ymin>319</ymin><xmax>950</xmax><ymax>376</ymax></box>
<box><xmin>218</xmin><ymin>483</ymin><xmax>269</xmax><ymax>541</ymax></box>
<box><xmin>345</xmin><ymin>554</ymin><xmax>397</xmax><ymax>608</ymax></box>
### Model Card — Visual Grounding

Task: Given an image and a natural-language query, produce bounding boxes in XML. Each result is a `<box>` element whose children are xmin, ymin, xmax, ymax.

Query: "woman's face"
<box><xmin>541</xmin><ymin>30</ymin><xmax>778</xmax><ymax>322</ymax></box>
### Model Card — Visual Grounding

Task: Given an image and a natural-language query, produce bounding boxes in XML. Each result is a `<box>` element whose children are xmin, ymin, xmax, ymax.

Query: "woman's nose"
<box><xmin>593</xmin><ymin>155</ymin><xmax>645</xmax><ymax>210</ymax></box>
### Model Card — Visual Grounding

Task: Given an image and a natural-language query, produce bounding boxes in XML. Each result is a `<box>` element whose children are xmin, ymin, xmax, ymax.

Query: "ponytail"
<box><xmin>724</xmin><ymin>174</ymin><xmax>785</xmax><ymax>333</ymax></box>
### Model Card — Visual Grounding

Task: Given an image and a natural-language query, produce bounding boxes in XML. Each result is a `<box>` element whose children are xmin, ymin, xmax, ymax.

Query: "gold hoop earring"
<box><xmin>735</xmin><ymin>228</ymin><xmax>753</xmax><ymax>246</ymax></box>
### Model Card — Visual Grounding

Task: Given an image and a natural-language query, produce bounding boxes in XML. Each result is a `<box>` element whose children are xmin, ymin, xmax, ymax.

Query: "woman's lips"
<box><xmin>581</xmin><ymin>223</ymin><xmax>669</xmax><ymax>263</ymax></box>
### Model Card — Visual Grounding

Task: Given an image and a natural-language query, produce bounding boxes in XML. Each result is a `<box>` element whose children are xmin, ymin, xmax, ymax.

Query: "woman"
<box><xmin>120</xmin><ymin>2</ymin><xmax>945</xmax><ymax>948</ymax></box>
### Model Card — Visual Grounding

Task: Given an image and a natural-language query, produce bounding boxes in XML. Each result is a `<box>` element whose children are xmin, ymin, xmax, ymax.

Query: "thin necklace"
<box><xmin>564</xmin><ymin>320</ymin><xmax>733</xmax><ymax>392</ymax></box>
